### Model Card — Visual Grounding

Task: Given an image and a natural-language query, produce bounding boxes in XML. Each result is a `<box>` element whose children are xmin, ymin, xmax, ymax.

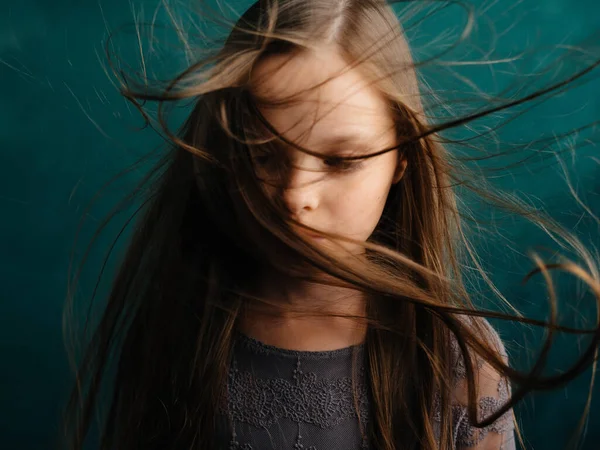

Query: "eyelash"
<box><xmin>251</xmin><ymin>152</ymin><xmax>364</xmax><ymax>173</ymax></box>
<box><xmin>252</xmin><ymin>154</ymin><xmax>272</xmax><ymax>165</ymax></box>
<box><xmin>323</xmin><ymin>156</ymin><xmax>363</xmax><ymax>172</ymax></box>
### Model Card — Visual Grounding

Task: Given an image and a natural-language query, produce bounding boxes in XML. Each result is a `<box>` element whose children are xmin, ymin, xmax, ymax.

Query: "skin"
<box><xmin>238</xmin><ymin>46</ymin><xmax>408</xmax><ymax>351</ymax></box>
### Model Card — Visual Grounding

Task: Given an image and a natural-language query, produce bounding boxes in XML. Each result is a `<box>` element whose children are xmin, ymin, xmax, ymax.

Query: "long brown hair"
<box><xmin>61</xmin><ymin>1</ymin><xmax>600</xmax><ymax>449</ymax></box>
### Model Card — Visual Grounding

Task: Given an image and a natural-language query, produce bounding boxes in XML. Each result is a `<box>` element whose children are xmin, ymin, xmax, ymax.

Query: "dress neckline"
<box><xmin>234</xmin><ymin>329</ymin><xmax>366</xmax><ymax>359</ymax></box>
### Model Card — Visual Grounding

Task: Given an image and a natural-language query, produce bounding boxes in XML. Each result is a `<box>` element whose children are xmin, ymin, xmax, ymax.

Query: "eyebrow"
<box><xmin>274</xmin><ymin>130</ymin><xmax>390</xmax><ymax>155</ymax></box>
<box><xmin>318</xmin><ymin>133</ymin><xmax>374</xmax><ymax>150</ymax></box>
<box><xmin>319</xmin><ymin>132</ymin><xmax>399</xmax><ymax>158</ymax></box>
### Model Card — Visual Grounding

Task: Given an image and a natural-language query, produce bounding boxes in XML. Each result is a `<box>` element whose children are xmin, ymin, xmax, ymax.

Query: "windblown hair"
<box><xmin>61</xmin><ymin>1</ymin><xmax>600</xmax><ymax>449</ymax></box>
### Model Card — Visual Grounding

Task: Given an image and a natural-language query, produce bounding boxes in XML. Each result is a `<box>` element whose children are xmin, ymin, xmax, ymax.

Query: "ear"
<box><xmin>392</xmin><ymin>154</ymin><xmax>408</xmax><ymax>184</ymax></box>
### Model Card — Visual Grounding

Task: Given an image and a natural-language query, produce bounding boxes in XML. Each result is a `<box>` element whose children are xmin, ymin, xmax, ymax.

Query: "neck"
<box><xmin>237</xmin><ymin>269</ymin><xmax>368</xmax><ymax>351</ymax></box>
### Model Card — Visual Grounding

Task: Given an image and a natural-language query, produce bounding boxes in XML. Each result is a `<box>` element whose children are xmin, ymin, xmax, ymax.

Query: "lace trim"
<box><xmin>220</xmin><ymin>342</ymin><xmax>370</xmax><ymax>450</ymax></box>
<box><xmin>221</xmin><ymin>356</ymin><xmax>370</xmax><ymax>427</ymax></box>
<box><xmin>431</xmin><ymin>391</ymin><xmax>513</xmax><ymax>447</ymax></box>
<box><xmin>223</xmin><ymin>324</ymin><xmax>513</xmax><ymax>449</ymax></box>
<box><xmin>456</xmin><ymin>381</ymin><xmax>514</xmax><ymax>447</ymax></box>
<box><xmin>439</xmin><ymin>326</ymin><xmax>514</xmax><ymax>448</ymax></box>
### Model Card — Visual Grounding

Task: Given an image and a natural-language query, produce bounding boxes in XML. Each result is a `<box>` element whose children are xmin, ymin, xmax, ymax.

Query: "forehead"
<box><xmin>250</xmin><ymin>47</ymin><xmax>396</xmax><ymax>148</ymax></box>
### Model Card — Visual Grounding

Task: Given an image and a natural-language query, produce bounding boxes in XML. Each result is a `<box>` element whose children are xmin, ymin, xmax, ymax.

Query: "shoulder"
<box><xmin>448</xmin><ymin>316</ymin><xmax>516</xmax><ymax>449</ymax></box>
<box><xmin>449</xmin><ymin>315</ymin><xmax>509</xmax><ymax>383</ymax></box>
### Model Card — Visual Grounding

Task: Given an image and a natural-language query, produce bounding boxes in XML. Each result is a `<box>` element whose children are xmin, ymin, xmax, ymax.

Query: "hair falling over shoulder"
<box><xmin>61</xmin><ymin>1</ymin><xmax>600</xmax><ymax>449</ymax></box>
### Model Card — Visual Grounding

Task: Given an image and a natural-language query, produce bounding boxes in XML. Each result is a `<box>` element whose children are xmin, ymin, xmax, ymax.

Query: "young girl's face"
<box><xmin>251</xmin><ymin>46</ymin><xmax>406</xmax><ymax>254</ymax></box>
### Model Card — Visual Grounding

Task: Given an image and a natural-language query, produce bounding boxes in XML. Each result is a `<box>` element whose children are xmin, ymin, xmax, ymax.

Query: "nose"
<box><xmin>281</xmin><ymin>153</ymin><xmax>322</xmax><ymax>217</ymax></box>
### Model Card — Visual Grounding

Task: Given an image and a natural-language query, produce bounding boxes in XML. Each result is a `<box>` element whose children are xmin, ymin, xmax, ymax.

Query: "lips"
<box><xmin>306</xmin><ymin>233</ymin><xmax>324</xmax><ymax>239</ymax></box>
<box><xmin>294</xmin><ymin>227</ymin><xmax>325</xmax><ymax>240</ymax></box>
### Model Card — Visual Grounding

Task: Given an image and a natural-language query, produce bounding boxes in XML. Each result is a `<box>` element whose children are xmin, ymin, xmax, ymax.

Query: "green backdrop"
<box><xmin>1</xmin><ymin>0</ymin><xmax>599</xmax><ymax>449</ymax></box>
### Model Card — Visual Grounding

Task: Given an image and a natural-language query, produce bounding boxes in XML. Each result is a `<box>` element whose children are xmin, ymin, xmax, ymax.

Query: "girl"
<box><xmin>62</xmin><ymin>1</ymin><xmax>600</xmax><ymax>449</ymax></box>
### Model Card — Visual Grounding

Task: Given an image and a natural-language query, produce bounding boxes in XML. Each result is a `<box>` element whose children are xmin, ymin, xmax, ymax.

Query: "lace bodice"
<box><xmin>216</xmin><ymin>321</ymin><xmax>515</xmax><ymax>449</ymax></box>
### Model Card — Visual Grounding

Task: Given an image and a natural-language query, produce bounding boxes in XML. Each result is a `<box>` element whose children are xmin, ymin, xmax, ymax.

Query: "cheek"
<box><xmin>329</xmin><ymin>170</ymin><xmax>394</xmax><ymax>239</ymax></box>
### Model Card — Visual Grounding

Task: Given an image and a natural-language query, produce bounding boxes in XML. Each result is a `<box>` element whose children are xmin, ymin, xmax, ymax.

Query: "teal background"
<box><xmin>1</xmin><ymin>1</ymin><xmax>599</xmax><ymax>449</ymax></box>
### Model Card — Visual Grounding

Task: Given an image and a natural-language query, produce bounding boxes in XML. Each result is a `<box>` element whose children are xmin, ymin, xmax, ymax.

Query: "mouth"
<box><xmin>295</xmin><ymin>228</ymin><xmax>326</xmax><ymax>240</ymax></box>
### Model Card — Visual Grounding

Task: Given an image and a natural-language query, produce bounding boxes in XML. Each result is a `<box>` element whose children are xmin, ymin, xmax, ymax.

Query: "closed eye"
<box><xmin>323</xmin><ymin>156</ymin><xmax>363</xmax><ymax>172</ymax></box>
<box><xmin>254</xmin><ymin>154</ymin><xmax>272</xmax><ymax>165</ymax></box>
<box><xmin>251</xmin><ymin>148</ymin><xmax>276</xmax><ymax>167</ymax></box>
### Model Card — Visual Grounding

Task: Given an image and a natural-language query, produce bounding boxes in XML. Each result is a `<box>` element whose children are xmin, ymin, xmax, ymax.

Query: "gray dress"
<box><xmin>216</xmin><ymin>324</ymin><xmax>515</xmax><ymax>450</ymax></box>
